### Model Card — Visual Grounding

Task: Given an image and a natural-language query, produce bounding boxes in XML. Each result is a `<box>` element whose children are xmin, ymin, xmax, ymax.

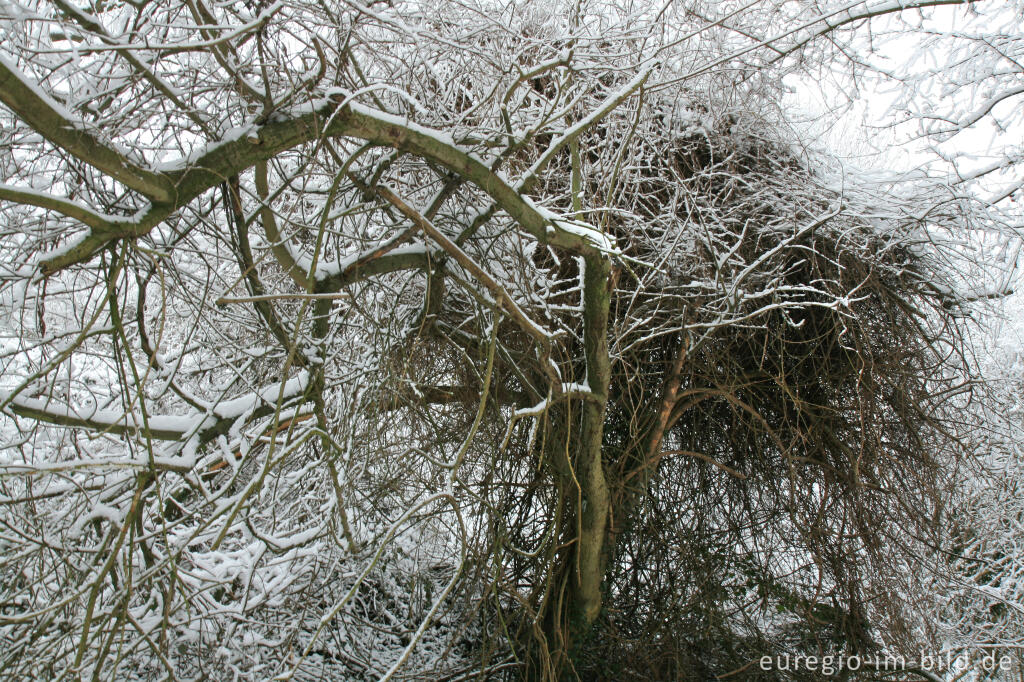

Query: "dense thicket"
<box><xmin>0</xmin><ymin>1</ymin><xmax>1019</xmax><ymax>680</ymax></box>
<box><xmin>456</xmin><ymin>111</ymin><xmax>977</xmax><ymax>678</ymax></box>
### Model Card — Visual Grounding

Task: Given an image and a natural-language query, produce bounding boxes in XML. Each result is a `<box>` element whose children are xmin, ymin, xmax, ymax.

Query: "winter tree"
<box><xmin>0</xmin><ymin>0</ymin><xmax>1019</xmax><ymax>679</ymax></box>
<box><xmin>883</xmin><ymin>0</ymin><xmax>1024</xmax><ymax>208</ymax></box>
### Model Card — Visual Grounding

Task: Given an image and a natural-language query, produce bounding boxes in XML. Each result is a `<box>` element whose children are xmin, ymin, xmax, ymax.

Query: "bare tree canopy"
<box><xmin>0</xmin><ymin>0</ymin><xmax>1021</xmax><ymax>679</ymax></box>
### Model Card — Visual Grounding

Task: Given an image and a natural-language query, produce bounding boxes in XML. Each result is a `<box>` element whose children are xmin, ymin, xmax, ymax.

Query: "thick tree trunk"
<box><xmin>531</xmin><ymin>254</ymin><xmax>614</xmax><ymax>679</ymax></box>
<box><xmin>571</xmin><ymin>254</ymin><xmax>613</xmax><ymax>628</ymax></box>
<box><xmin>539</xmin><ymin>332</ymin><xmax>688</xmax><ymax>678</ymax></box>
